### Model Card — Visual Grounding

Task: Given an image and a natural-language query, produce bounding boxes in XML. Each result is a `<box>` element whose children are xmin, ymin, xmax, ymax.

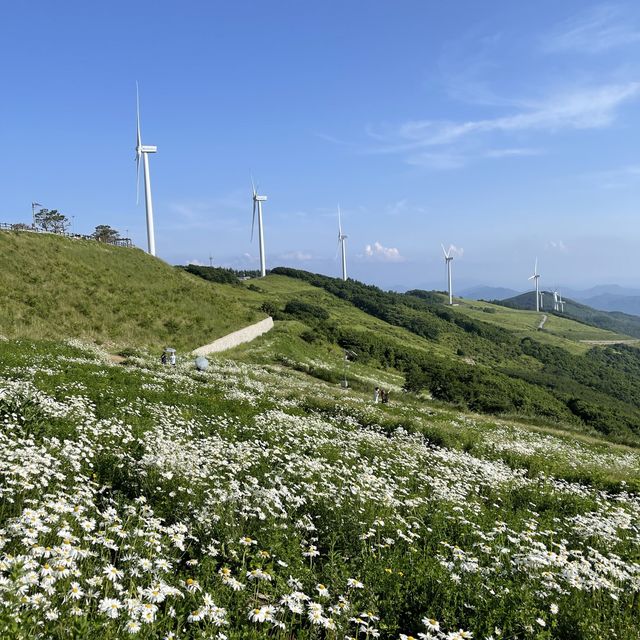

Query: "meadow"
<box><xmin>0</xmin><ymin>337</ymin><xmax>638</xmax><ymax>639</ymax></box>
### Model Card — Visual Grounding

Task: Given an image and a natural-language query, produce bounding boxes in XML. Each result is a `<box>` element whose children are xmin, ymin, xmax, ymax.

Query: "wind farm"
<box><xmin>2</xmin><ymin>4</ymin><xmax>640</xmax><ymax>640</ymax></box>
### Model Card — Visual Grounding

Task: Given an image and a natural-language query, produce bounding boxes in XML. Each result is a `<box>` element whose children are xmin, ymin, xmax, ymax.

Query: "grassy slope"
<box><xmin>500</xmin><ymin>291</ymin><xmax>640</xmax><ymax>338</ymax></box>
<box><xmin>0</xmin><ymin>231</ymin><xmax>262</xmax><ymax>351</ymax></box>
<box><xmin>452</xmin><ymin>297</ymin><xmax>631</xmax><ymax>355</ymax></box>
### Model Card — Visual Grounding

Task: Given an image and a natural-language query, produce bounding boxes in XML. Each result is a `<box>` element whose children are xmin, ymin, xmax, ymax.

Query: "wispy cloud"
<box><xmin>363</xmin><ymin>241</ymin><xmax>405</xmax><ymax>262</ymax></box>
<box><xmin>367</xmin><ymin>82</ymin><xmax>640</xmax><ymax>168</ymax></box>
<box><xmin>485</xmin><ymin>147</ymin><xmax>544</xmax><ymax>159</ymax></box>
<box><xmin>280</xmin><ymin>250</ymin><xmax>313</xmax><ymax>261</ymax></box>
<box><xmin>586</xmin><ymin>163</ymin><xmax>640</xmax><ymax>188</ymax></box>
<box><xmin>373</xmin><ymin>83</ymin><xmax>639</xmax><ymax>151</ymax></box>
<box><xmin>542</xmin><ymin>5</ymin><xmax>640</xmax><ymax>54</ymax></box>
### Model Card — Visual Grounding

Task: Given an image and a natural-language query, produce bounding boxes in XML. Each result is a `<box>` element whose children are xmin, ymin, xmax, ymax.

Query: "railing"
<box><xmin>0</xmin><ymin>223</ymin><xmax>134</xmax><ymax>248</ymax></box>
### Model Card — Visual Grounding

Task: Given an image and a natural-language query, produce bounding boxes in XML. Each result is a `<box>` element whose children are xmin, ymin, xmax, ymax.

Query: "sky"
<box><xmin>1</xmin><ymin>1</ymin><xmax>640</xmax><ymax>291</ymax></box>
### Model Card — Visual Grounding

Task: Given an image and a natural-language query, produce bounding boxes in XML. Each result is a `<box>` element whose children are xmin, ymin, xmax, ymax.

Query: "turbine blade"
<box><xmin>136</xmin><ymin>154</ymin><xmax>140</xmax><ymax>205</ymax></box>
<box><xmin>136</xmin><ymin>82</ymin><xmax>142</xmax><ymax>205</ymax></box>
<box><xmin>338</xmin><ymin>204</ymin><xmax>342</xmax><ymax>236</ymax></box>
<box><xmin>441</xmin><ymin>243</ymin><xmax>449</xmax><ymax>259</ymax></box>
<box><xmin>136</xmin><ymin>81</ymin><xmax>142</xmax><ymax>150</ymax></box>
<box><xmin>251</xmin><ymin>174</ymin><xmax>256</xmax><ymax>198</ymax></box>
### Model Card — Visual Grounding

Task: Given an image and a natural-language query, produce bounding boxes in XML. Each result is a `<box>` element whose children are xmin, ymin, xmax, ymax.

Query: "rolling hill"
<box><xmin>0</xmin><ymin>231</ymin><xmax>263</xmax><ymax>350</ymax></box>
<box><xmin>0</xmin><ymin>232</ymin><xmax>639</xmax><ymax>638</ymax></box>
<box><xmin>499</xmin><ymin>290</ymin><xmax>640</xmax><ymax>338</ymax></box>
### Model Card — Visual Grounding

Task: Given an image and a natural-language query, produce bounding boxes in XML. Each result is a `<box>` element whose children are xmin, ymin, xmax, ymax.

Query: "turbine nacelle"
<box><xmin>140</xmin><ymin>145</ymin><xmax>157</xmax><ymax>153</ymax></box>
<box><xmin>253</xmin><ymin>195</ymin><xmax>267</xmax><ymax>202</ymax></box>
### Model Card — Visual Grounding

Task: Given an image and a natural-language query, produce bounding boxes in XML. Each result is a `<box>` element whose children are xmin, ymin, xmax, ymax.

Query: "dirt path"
<box><xmin>538</xmin><ymin>315</ymin><xmax>547</xmax><ymax>330</ymax></box>
<box><xmin>579</xmin><ymin>339</ymin><xmax>640</xmax><ymax>345</ymax></box>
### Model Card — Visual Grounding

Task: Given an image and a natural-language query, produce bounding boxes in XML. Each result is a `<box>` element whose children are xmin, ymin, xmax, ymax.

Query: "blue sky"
<box><xmin>1</xmin><ymin>1</ymin><xmax>640</xmax><ymax>290</ymax></box>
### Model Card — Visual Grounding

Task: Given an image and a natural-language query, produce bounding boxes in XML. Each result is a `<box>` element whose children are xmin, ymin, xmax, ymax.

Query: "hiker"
<box><xmin>170</xmin><ymin>352</ymin><xmax>176</xmax><ymax>367</ymax></box>
<box><xmin>374</xmin><ymin>386</ymin><xmax>380</xmax><ymax>403</ymax></box>
<box><xmin>382</xmin><ymin>389</ymin><xmax>389</xmax><ymax>404</ymax></box>
<box><xmin>161</xmin><ymin>352</ymin><xmax>167</xmax><ymax>365</ymax></box>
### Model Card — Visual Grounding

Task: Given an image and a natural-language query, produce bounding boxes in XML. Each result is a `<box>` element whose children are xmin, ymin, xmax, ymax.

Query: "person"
<box><xmin>161</xmin><ymin>352</ymin><xmax>167</xmax><ymax>365</ymax></box>
<box><xmin>170</xmin><ymin>352</ymin><xmax>176</xmax><ymax>367</ymax></box>
<box><xmin>382</xmin><ymin>389</ymin><xmax>389</xmax><ymax>404</ymax></box>
<box><xmin>374</xmin><ymin>386</ymin><xmax>380</xmax><ymax>403</ymax></box>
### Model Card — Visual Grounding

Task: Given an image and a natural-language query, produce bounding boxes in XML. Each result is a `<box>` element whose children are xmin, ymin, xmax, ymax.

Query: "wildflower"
<box><xmin>550</xmin><ymin>603</ymin><xmax>559</xmax><ymax>614</ymax></box>
<box><xmin>98</xmin><ymin>597</ymin><xmax>123</xmax><ymax>619</ymax></box>
<box><xmin>347</xmin><ymin>578</ymin><xmax>364</xmax><ymax>589</ymax></box>
<box><xmin>536</xmin><ymin>618</ymin><xmax>546</xmax><ymax>627</ymax></box>
<box><xmin>126</xmin><ymin>620</ymin><xmax>141</xmax><ymax>634</ymax></box>
<box><xmin>103</xmin><ymin>564</ymin><xmax>123</xmax><ymax>582</ymax></box>
<box><xmin>422</xmin><ymin>618</ymin><xmax>440</xmax><ymax>632</ymax></box>
<box><xmin>316</xmin><ymin>583</ymin><xmax>329</xmax><ymax>598</ymax></box>
<box><xmin>184</xmin><ymin>578</ymin><xmax>201</xmax><ymax>593</ymax></box>
<box><xmin>67</xmin><ymin>582</ymin><xmax>84</xmax><ymax>600</ymax></box>
<box><xmin>248</xmin><ymin>605</ymin><xmax>275</xmax><ymax>622</ymax></box>
<box><xmin>239</xmin><ymin>536</ymin><xmax>257</xmax><ymax>546</ymax></box>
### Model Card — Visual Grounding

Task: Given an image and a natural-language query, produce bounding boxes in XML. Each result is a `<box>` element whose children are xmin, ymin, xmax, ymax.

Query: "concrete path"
<box><xmin>538</xmin><ymin>315</ymin><xmax>548</xmax><ymax>330</ymax></box>
<box><xmin>192</xmin><ymin>317</ymin><xmax>274</xmax><ymax>356</ymax></box>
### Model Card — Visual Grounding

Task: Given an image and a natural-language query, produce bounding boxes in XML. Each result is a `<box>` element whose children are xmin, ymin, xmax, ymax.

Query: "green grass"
<box><xmin>0</xmin><ymin>231</ymin><xmax>263</xmax><ymax>351</ymax></box>
<box><xmin>453</xmin><ymin>298</ymin><xmax>632</xmax><ymax>355</ymax></box>
<box><xmin>0</xmin><ymin>337</ymin><xmax>638</xmax><ymax>639</ymax></box>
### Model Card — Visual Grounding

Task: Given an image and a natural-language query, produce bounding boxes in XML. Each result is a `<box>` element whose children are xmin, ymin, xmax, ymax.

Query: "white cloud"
<box><xmin>364</xmin><ymin>241</ymin><xmax>405</xmax><ymax>262</ymax></box>
<box><xmin>366</xmin><ymin>83</ymin><xmax>640</xmax><ymax>170</ymax></box>
<box><xmin>280</xmin><ymin>251</ymin><xmax>313</xmax><ymax>261</ymax></box>
<box><xmin>542</xmin><ymin>5</ymin><xmax>640</xmax><ymax>54</ymax></box>
<box><xmin>587</xmin><ymin>163</ymin><xmax>640</xmax><ymax>188</ymax></box>
<box><xmin>485</xmin><ymin>147</ymin><xmax>544</xmax><ymax>158</ymax></box>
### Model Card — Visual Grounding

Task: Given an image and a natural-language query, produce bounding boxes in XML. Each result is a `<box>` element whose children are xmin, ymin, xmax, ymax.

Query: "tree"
<box><xmin>34</xmin><ymin>208</ymin><xmax>69</xmax><ymax>233</ymax></box>
<box><xmin>92</xmin><ymin>225</ymin><xmax>121</xmax><ymax>243</ymax></box>
<box><xmin>11</xmin><ymin>223</ymin><xmax>31</xmax><ymax>230</ymax></box>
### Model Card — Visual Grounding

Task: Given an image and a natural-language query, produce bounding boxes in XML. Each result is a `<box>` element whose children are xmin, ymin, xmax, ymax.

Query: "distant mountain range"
<box><xmin>459</xmin><ymin>286</ymin><xmax>521</xmax><ymax>301</ymax></box>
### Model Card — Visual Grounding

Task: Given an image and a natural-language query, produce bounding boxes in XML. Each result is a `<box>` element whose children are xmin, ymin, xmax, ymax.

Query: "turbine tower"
<box><xmin>528</xmin><ymin>258</ymin><xmax>541</xmax><ymax>312</ymax></box>
<box><xmin>337</xmin><ymin>205</ymin><xmax>348</xmax><ymax>281</ymax></box>
<box><xmin>442</xmin><ymin>244</ymin><xmax>454</xmax><ymax>305</ymax></box>
<box><xmin>135</xmin><ymin>83</ymin><xmax>158</xmax><ymax>256</ymax></box>
<box><xmin>251</xmin><ymin>178</ymin><xmax>267</xmax><ymax>277</ymax></box>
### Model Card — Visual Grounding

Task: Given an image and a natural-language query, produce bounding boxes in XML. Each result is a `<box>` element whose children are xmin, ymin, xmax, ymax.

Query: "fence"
<box><xmin>0</xmin><ymin>223</ymin><xmax>134</xmax><ymax>248</ymax></box>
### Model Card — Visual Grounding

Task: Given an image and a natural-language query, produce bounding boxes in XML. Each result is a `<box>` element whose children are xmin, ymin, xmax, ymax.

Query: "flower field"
<box><xmin>0</xmin><ymin>339</ymin><xmax>639</xmax><ymax>639</ymax></box>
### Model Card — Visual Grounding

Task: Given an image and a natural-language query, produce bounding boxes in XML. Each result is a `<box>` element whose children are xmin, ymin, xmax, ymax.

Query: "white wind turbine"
<box><xmin>337</xmin><ymin>205</ymin><xmax>348</xmax><ymax>281</ymax></box>
<box><xmin>135</xmin><ymin>83</ymin><xmax>158</xmax><ymax>256</ymax></box>
<box><xmin>251</xmin><ymin>178</ymin><xmax>267</xmax><ymax>277</ymax></box>
<box><xmin>528</xmin><ymin>258</ymin><xmax>541</xmax><ymax>312</ymax></box>
<box><xmin>442</xmin><ymin>244</ymin><xmax>454</xmax><ymax>305</ymax></box>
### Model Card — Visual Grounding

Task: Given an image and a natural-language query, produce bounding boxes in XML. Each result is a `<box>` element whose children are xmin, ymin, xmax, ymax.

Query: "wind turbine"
<box><xmin>251</xmin><ymin>178</ymin><xmax>267</xmax><ymax>277</ymax></box>
<box><xmin>528</xmin><ymin>258</ymin><xmax>541</xmax><ymax>312</ymax></box>
<box><xmin>337</xmin><ymin>205</ymin><xmax>348</xmax><ymax>281</ymax></box>
<box><xmin>135</xmin><ymin>83</ymin><xmax>158</xmax><ymax>256</ymax></box>
<box><xmin>442</xmin><ymin>244</ymin><xmax>454</xmax><ymax>305</ymax></box>
<box><xmin>553</xmin><ymin>290</ymin><xmax>559</xmax><ymax>312</ymax></box>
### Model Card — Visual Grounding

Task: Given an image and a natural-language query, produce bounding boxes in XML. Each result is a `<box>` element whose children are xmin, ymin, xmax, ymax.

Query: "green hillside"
<box><xmin>0</xmin><ymin>231</ymin><xmax>263</xmax><ymax>350</ymax></box>
<box><xmin>499</xmin><ymin>290</ymin><xmax>640</xmax><ymax>338</ymax></box>
<box><xmin>0</xmin><ymin>238</ymin><xmax>639</xmax><ymax>639</ymax></box>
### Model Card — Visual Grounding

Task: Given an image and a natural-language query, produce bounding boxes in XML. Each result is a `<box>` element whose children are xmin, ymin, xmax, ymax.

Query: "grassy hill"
<box><xmin>499</xmin><ymin>290</ymin><xmax>640</xmax><ymax>338</ymax></box>
<box><xmin>0</xmin><ymin>238</ymin><xmax>639</xmax><ymax>638</ymax></box>
<box><xmin>0</xmin><ymin>231</ymin><xmax>263</xmax><ymax>350</ymax></box>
